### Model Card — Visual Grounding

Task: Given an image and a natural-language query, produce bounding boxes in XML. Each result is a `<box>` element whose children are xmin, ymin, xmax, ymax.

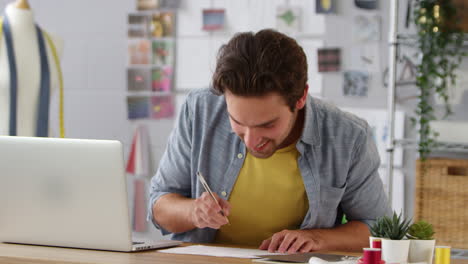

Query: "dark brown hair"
<box><xmin>211</xmin><ymin>29</ymin><xmax>308</xmax><ymax>111</ymax></box>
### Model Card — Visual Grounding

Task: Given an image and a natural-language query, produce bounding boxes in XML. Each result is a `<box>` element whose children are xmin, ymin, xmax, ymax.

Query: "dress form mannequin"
<box><xmin>0</xmin><ymin>0</ymin><xmax>63</xmax><ymax>136</ymax></box>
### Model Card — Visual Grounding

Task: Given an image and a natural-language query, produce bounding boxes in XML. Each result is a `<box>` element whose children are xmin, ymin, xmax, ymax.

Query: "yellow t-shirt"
<box><xmin>214</xmin><ymin>143</ymin><xmax>309</xmax><ymax>247</ymax></box>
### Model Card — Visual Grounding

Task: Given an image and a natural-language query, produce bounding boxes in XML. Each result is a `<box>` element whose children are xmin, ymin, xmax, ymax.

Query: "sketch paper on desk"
<box><xmin>158</xmin><ymin>245</ymin><xmax>284</xmax><ymax>259</ymax></box>
<box><xmin>341</xmin><ymin>108</ymin><xmax>405</xmax><ymax>167</ymax></box>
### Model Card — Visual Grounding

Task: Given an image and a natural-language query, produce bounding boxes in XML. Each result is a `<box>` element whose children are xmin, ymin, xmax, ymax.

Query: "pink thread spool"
<box><xmin>362</xmin><ymin>248</ymin><xmax>382</xmax><ymax>264</ymax></box>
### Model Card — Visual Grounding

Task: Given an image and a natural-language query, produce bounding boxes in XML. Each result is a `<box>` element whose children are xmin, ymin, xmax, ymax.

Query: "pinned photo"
<box><xmin>150</xmin><ymin>12</ymin><xmax>175</xmax><ymax>37</ymax></box>
<box><xmin>316</xmin><ymin>0</ymin><xmax>336</xmax><ymax>14</ymax></box>
<box><xmin>128</xmin><ymin>40</ymin><xmax>151</xmax><ymax>65</ymax></box>
<box><xmin>152</xmin><ymin>67</ymin><xmax>173</xmax><ymax>92</ymax></box>
<box><xmin>343</xmin><ymin>71</ymin><xmax>369</xmax><ymax>97</ymax></box>
<box><xmin>137</xmin><ymin>0</ymin><xmax>159</xmax><ymax>10</ymax></box>
<box><xmin>127</xmin><ymin>96</ymin><xmax>150</xmax><ymax>120</ymax></box>
<box><xmin>152</xmin><ymin>40</ymin><xmax>174</xmax><ymax>66</ymax></box>
<box><xmin>151</xmin><ymin>96</ymin><xmax>175</xmax><ymax>119</ymax></box>
<box><xmin>317</xmin><ymin>48</ymin><xmax>341</xmax><ymax>72</ymax></box>
<box><xmin>202</xmin><ymin>9</ymin><xmax>225</xmax><ymax>31</ymax></box>
<box><xmin>128</xmin><ymin>68</ymin><xmax>151</xmax><ymax>92</ymax></box>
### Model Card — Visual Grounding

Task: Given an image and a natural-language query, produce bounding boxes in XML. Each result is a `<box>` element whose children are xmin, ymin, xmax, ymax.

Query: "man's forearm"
<box><xmin>312</xmin><ymin>220</ymin><xmax>370</xmax><ymax>251</ymax></box>
<box><xmin>153</xmin><ymin>193</ymin><xmax>196</xmax><ymax>234</ymax></box>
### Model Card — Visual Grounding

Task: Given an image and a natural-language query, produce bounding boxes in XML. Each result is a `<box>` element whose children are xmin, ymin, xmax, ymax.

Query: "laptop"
<box><xmin>0</xmin><ymin>136</ymin><xmax>181</xmax><ymax>252</ymax></box>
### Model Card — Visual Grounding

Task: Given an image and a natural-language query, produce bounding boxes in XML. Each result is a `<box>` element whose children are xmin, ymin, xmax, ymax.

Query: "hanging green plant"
<box><xmin>412</xmin><ymin>0</ymin><xmax>467</xmax><ymax>160</ymax></box>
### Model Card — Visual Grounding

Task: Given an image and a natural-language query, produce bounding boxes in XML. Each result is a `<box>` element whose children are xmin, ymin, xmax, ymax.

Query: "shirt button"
<box><xmin>237</xmin><ymin>153</ymin><xmax>243</xmax><ymax>159</ymax></box>
<box><xmin>221</xmin><ymin>191</ymin><xmax>227</xmax><ymax>197</ymax></box>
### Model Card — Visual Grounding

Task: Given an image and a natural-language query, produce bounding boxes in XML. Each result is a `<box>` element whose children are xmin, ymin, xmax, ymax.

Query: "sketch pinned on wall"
<box><xmin>276</xmin><ymin>6</ymin><xmax>301</xmax><ymax>34</ymax></box>
<box><xmin>343</xmin><ymin>70</ymin><xmax>369</xmax><ymax>97</ymax></box>
<box><xmin>354</xmin><ymin>15</ymin><xmax>380</xmax><ymax>42</ymax></box>
<box><xmin>151</xmin><ymin>96</ymin><xmax>175</xmax><ymax>119</ymax></box>
<box><xmin>128</xmin><ymin>68</ymin><xmax>151</xmax><ymax>91</ymax></box>
<box><xmin>137</xmin><ymin>0</ymin><xmax>159</xmax><ymax>10</ymax></box>
<box><xmin>128</xmin><ymin>14</ymin><xmax>148</xmax><ymax>38</ymax></box>
<box><xmin>317</xmin><ymin>48</ymin><xmax>341</xmax><ymax>72</ymax></box>
<box><xmin>128</xmin><ymin>39</ymin><xmax>151</xmax><ymax>65</ymax></box>
<box><xmin>152</xmin><ymin>39</ymin><xmax>174</xmax><ymax>66</ymax></box>
<box><xmin>202</xmin><ymin>9</ymin><xmax>226</xmax><ymax>31</ymax></box>
<box><xmin>152</xmin><ymin>67</ymin><xmax>172</xmax><ymax>92</ymax></box>
<box><xmin>316</xmin><ymin>0</ymin><xmax>336</xmax><ymax>14</ymax></box>
<box><xmin>354</xmin><ymin>0</ymin><xmax>378</xmax><ymax>10</ymax></box>
<box><xmin>150</xmin><ymin>12</ymin><xmax>175</xmax><ymax>37</ymax></box>
<box><xmin>350</xmin><ymin>43</ymin><xmax>381</xmax><ymax>73</ymax></box>
<box><xmin>127</xmin><ymin>97</ymin><xmax>151</xmax><ymax>119</ymax></box>
<box><xmin>341</xmin><ymin>107</ymin><xmax>405</xmax><ymax>167</ymax></box>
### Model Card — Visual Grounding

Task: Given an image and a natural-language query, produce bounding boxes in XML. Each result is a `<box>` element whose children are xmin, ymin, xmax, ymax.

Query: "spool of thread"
<box><xmin>363</xmin><ymin>248</ymin><xmax>382</xmax><ymax>264</ymax></box>
<box><xmin>435</xmin><ymin>246</ymin><xmax>451</xmax><ymax>264</ymax></box>
<box><xmin>372</xmin><ymin>239</ymin><xmax>382</xmax><ymax>249</ymax></box>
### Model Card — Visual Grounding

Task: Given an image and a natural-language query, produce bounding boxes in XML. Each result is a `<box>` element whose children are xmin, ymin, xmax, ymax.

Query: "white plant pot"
<box><xmin>381</xmin><ymin>239</ymin><xmax>410</xmax><ymax>263</ymax></box>
<box><xmin>409</xmin><ymin>239</ymin><xmax>436</xmax><ymax>264</ymax></box>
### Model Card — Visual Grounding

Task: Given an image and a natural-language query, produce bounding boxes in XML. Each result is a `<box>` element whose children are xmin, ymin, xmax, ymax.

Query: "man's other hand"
<box><xmin>190</xmin><ymin>192</ymin><xmax>231</xmax><ymax>229</ymax></box>
<box><xmin>259</xmin><ymin>229</ymin><xmax>323</xmax><ymax>253</ymax></box>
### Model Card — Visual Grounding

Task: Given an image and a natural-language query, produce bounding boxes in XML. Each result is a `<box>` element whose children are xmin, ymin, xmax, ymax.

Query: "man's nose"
<box><xmin>244</xmin><ymin>128</ymin><xmax>261</xmax><ymax>149</ymax></box>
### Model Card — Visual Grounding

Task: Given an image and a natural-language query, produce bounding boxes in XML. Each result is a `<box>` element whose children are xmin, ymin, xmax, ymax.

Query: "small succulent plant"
<box><xmin>407</xmin><ymin>220</ymin><xmax>435</xmax><ymax>240</ymax></box>
<box><xmin>371</xmin><ymin>212</ymin><xmax>412</xmax><ymax>240</ymax></box>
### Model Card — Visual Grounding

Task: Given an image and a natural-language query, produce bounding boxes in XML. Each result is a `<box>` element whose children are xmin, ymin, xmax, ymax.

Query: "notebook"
<box><xmin>0</xmin><ymin>136</ymin><xmax>181</xmax><ymax>252</ymax></box>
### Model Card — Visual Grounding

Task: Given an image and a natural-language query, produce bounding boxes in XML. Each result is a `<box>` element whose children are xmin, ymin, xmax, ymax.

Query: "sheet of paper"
<box><xmin>158</xmin><ymin>245</ymin><xmax>284</xmax><ymax>259</ymax></box>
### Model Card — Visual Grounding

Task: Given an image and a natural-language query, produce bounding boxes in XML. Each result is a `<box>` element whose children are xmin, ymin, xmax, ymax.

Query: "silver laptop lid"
<box><xmin>0</xmin><ymin>136</ymin><xmax>133</xmax><ymax>251</ymax></box>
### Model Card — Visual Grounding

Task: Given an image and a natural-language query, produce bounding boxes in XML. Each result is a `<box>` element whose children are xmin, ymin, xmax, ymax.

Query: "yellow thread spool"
<box><xmin>435</xmin><ymin>246</ymin><xmax>451</xmax><ymax>264</ymax></box>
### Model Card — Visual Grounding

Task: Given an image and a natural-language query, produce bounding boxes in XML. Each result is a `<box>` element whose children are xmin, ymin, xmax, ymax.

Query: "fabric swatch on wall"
<box><xmin>343</xmin><ymin>70</ymin><xmax>369</xmax><ymax>97</ymax></box>
<box><xmin>317</xmin><ymin>48</ymin><xmax>341</xmax><ymax>72</ymax></box>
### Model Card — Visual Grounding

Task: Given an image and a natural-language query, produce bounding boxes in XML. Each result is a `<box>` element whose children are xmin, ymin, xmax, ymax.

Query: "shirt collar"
<box><xmin>300</xmin><ymin>95</ymin><xmax>321</xmax><ymax>146</ymax></box>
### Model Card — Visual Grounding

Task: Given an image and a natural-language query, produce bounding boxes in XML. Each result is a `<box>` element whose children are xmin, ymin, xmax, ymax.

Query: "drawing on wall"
<box><xmin>151</xmin><ymin>96</ymin><xmax>175</xmax><ymax>119</ymax></box>
<box><xmin>202</xmin><ymin>9</ymin><xmax>225</xmax><ymax>31</ymax></box>
<box><xmin>354</xmin><ymin>15</ymin><xmax>380</xmax><ymax>42</ymax></box>
<box><xmin>158</xmin><ymin>0</ymin><xmax>181</xmax><ymax>9</ymax></box>
<box><xmin>128</xmin><ymin>14</ymin><xmax>148</xmax><ymax>38</ymax></box>
<box><xmin>152</xmin><ymin>39</ymin><xmax>174</xmax><ymax>65</ymax></box>
<box><xmin>276</xmin><ymin>6</ymin><xmax>301</xmax><ymax>33</ymax></box>
<box><xmin>128</xmin><ymin>39</ymin><xmax>151</xmax><ymax>65</ymax></box>
<box><xmin>128</xmin><ymin>68</ymin><xmax>151</xmax><ymax>91</ymax></box>
<box><xmin>127</xmin><ymin>97</ymin><xmax>151</xmax><ymax>119</ymax></box>
<box><xmin>343</xmin><ymin>70</ymin><xmax>369</xmax><ymax>97</ymax></box>
<box><xmin>317</xmin><ymin>48</ymin><xmax>341</xmax><ymax>72</ymax></box>
<box><xmin>355</xmin><ymin>0</ymin><xmax>378</xmax><ymax>10</ymax></box>
<box><xmin>137</xmin><ymin>0</ymin><xmax>159</xmax><ymax>10</ymax></box>
<box><xmin>341</xmin><ymin>107</ymin><xmax>405</xmax><ymax>167</ymax></box>
<box><xmin>152</xmin><ymin>67</ymin><xmax>172</xmax><ymax>92</ymax></box>
<box><xmin>316</xmin><ymin>0</ymin><xmax>336</xmax><ymax>14</ymax></box>
<box><xmin>350</xmin><ymin>43</ymin><xmax>381</xmax><ymax>73</ymax></box>
<box><xmin>150</xmin><ymin>12</ymin><xmax>175</xmax><ymax>37</ymax></box>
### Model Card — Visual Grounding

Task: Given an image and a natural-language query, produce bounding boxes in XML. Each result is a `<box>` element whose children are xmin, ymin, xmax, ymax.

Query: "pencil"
<box><xmin>196</xmin><ymin>171</ymin><xmax>230</xmax><ymax>224</ymax></box>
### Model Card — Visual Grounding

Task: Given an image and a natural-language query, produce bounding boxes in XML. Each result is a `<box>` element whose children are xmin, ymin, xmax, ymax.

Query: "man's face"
<box><xmin>225</xmin><ymin>91</ymin><xmax>304</xmax><ymax>159</ymax></box>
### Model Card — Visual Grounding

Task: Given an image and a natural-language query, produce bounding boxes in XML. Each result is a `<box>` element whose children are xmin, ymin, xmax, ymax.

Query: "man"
<box><xmin>148</xmin><ymin>29</ymin><xmax>391</xmax><ymax>253</ymax></box>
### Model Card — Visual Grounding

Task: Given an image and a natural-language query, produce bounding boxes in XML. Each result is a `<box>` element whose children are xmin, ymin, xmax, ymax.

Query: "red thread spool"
<box><xmin>363</xmin><ymin>248</ymin><xmax>382</xmax><ymax>264</ymax></box>
<box><xmin>372</xmin><ymin>239</ymin><xmax>382</xmax><ymax>249</ymax></box>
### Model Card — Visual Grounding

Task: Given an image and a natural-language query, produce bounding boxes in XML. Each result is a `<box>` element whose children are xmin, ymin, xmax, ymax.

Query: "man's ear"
<box><xmin>295</xmin><ymin>85</ymin><xmax>308</xmax><ymax>110</ymax></box>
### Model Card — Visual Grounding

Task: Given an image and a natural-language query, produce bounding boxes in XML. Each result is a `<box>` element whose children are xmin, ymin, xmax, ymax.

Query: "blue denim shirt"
<box><xmin>148</xmin><ymin>89</ymin><xmax>392</xmax><ymax>243</ymax></box>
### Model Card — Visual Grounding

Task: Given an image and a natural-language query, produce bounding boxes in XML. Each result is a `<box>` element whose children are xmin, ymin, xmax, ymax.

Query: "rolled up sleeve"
<box><xmin>147</xmin><ymin>98</ymin><xmax>193</xmax><ymax>234</ymax></box>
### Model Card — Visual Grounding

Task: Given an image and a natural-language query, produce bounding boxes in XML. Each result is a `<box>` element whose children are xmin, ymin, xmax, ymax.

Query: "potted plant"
<box><xmin>379</xmin><ymin>212</ymin><xmax>412</xmax><ymax>263</ymax></box>
<box><xmin>412</xmin><ymin>0</ymin><xmax>467</xmax><ymax>160</ymax></box>
<box><xmin>369</xmin><ymin>217</ymin><xmax>386</xmax><ymax>248</ymax></box>
<box><xmin>407</xmin><ymin>220</ymin><xmax>436</xmax><ymax>264</ymax></box>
